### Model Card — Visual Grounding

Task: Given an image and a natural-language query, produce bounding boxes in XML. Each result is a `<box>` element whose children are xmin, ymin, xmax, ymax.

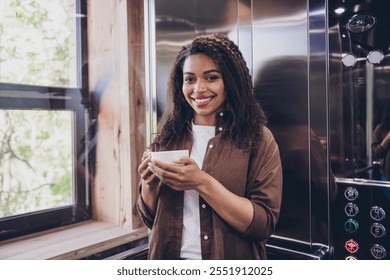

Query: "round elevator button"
<box><xmin>342</xmin><ymin>53</ymin><xmax>357</xmax><ymax>67</ymax></box>
<box><xmin>370</xmin><ymin>223</ymin><xmax>386</xmax><ymax>238</ymax></box>
<box><xmin>345</xmin><ymin>203</ymin><xmax>359</xmax><ymax>217</ymax></box>
<box><xmin>367</xmin><ymin>50</ymin><xmax>384</xmax><ymax>65</ymax></box>
<box><xmin>371</xmin><ymin>244</ymin><xmax>387</xmax><ymax>260</ymax></box>
<box><xmin>370</xmin><ymin>206</ymin><xmax>386</xmax><ymax>221</ymax></box>
<box><xmin>344</xmin><ymin>219</ymin><xmax>359</xmax><ymax>233</ymax></box>
<box><xmin>345</xmin><ymin>239</ymin><xmax>359</xmax><ymax>254</ymax></box>
<box><xmin>344</xmin><ymin>187</ymin><xmax>359</xmax><ymax>201</ymax></box>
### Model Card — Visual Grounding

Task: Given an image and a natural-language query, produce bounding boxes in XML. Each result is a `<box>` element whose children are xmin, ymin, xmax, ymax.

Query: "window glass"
<box><xmin>0</xmin><ymin>0</ymin><xmax>77</xmax><ymax>87</ymax></box>
<box><xmin>0</xmin><ymin>0</ymin><xmax>89</xmax><ymax>240</ymax></box>
<box><xmin>0</xmin><ymin>109</ymin><xmax>73</xmax><ymax>218</ymax></box>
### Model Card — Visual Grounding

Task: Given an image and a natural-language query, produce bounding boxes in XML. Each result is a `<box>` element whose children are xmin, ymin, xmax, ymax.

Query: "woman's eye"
<box><xmin>184</xmin><ymin>76</ymin><xmax>195</xmax><ymax>83</ymax></box>
<box><xmin>206</xmin><ymin>75</ymin><xmax>219</xmax><ymax>81</ymax></box>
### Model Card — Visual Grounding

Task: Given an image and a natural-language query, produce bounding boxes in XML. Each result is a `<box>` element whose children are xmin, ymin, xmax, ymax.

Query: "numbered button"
<box><xmin>370</xmin><ymin>223</ymin><xmax>386</xmax><ymax>238</ymax></box>
<box><xmin>344</xmin><ymin>187</ymin><xmax>359</xmax><ymax>201</ymax></box>
<box><xmin>344</xmin><ymin>219</ymin><xmax>359</xmax><ymax>233</ymax></box>
<box><xmin>371</xmin><ymin>244</ymin><xmax>387</xmax><ymax>259</ymax></box>
<box><xmin>345</xmin><ymin>203</ymin><xmax>359</xmax><ymax>217</ymax></box>
<box><xmin>370</xmin><ymin>206</ymin><xmax>386</xmax><ymax>221</ymax></box>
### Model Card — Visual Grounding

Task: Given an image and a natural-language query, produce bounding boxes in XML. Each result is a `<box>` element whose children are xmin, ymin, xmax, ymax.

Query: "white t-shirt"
<box><xmin>180</xmin><ymin>123</ymin><xmax>215</xmax><ymax>259</ymax></box>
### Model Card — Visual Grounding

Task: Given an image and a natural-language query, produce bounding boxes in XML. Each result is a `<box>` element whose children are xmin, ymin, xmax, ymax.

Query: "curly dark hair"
<box><xmin>155</xmin><ymin>33</ymin><xmax>267</xmax><ymax>152</ymax></box>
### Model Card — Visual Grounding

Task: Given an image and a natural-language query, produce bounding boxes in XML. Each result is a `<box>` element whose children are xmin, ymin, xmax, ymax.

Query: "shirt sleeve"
<box><xmin>136</xmin><ymin>181</ymin><xmax>155</xmax><ymax>229</ymax></box>
<box><xmin>241</xmin><ymin>126</ymin><xmax>283</xmax><ymax>241</ymax></box>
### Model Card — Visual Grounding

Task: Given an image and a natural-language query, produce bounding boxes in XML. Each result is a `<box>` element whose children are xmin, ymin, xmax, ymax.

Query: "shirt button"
<box><xmin>219</xmin><ymin>112</ymin><xmax>224</xmax><ymax>117</ymax></box>
<box><xmin>218</xmin><ymin>127</ymin><xmax>223</xmax><ymax>131</ymax></box>
<box><xmin>203</xmin><ymin>235</ymin><xmax>209</xmax><ymax>240</ymax></box>
<box><xmin>202</xmin><ymin>204</ymin><xmax>206</xmax><ymax>209</ymax></box>
<box><xmin>208</xmin><ymin>144</ymin><xmax>214</xmax><ymax>149</ymax></box>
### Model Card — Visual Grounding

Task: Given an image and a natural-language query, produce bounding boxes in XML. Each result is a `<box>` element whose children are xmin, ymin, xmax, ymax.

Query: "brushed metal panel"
<box><xmin>252</xmin><ymin>0</ymin><xmax>311</xmax><ymax>244</ymax></box>
<box><xmin>154</xmin><ymin>0</ymin><xmax>196</xmax><ymax>121</ymax></box>
<box><xmin>308</xmin><ymin>0</ymin><xmax>333</xmax><ymax>247</ymax></box>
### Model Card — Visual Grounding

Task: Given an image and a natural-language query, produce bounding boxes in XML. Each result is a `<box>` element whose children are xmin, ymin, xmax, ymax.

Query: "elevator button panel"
<box><xmin>332</xmin><ymin>180</ymin><xmax>390</xmax><ymax>260</ymax></box>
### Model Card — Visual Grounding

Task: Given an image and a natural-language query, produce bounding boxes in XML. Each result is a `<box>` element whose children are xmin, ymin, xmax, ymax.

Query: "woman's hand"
<box><xmin>138</xmin><ymin>151</ymin><xmax>161</xmax><ymax>214</ymax></box>
<box><xmin>147</xmin><ymin>157</ymin><xmax>208</xmax><ymax>192</ymax></box>
<box><xmin>149</xmin><ymin>156</ymin><xmax>254</xmax><ymax>233</ymax></box>
<box><xmin>138</xmin><ymin>151</ymin><xmax>160</xmax><ymax>188</ymax></box>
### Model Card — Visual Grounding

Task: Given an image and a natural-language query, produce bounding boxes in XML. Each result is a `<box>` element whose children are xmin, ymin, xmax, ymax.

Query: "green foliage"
<box><xmin>0</xmin><ymin>110</ymin><xmax>73</xmax><ymax>217</ymax></box>
<box><xmin>0</xmin><ymin>0</ymin><xmax>77</xmax><ymax>217</ymax></box>
<box><xmin>0</xmin><ymin>0</ymin><xmax>76</xmax><ymax>87</ymax></box>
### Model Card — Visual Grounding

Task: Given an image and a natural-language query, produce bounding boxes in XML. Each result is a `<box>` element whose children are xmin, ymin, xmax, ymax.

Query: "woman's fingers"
<box><xmin>138</xmin><ymin>150</ymin><xmax>157</xmax><ymax>182</ymax></box>
<box><xmin>148</xmin><ymin>158</ymin><xmax>201</xmax><ymax>190</ymax></box>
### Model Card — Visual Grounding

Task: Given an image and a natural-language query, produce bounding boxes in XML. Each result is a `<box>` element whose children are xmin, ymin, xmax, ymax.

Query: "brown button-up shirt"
<box><xmin>137</xmin><ymin>121</ymin><xmax>282</xmax><ymax>260</ymax></box>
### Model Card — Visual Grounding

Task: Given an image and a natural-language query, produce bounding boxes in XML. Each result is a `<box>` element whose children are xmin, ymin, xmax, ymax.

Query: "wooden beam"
<box><xmin>87</xmin><ymin>0</ymin><xmax>145</xmax><ymax>228</ymax></box>
<box><xmin>127</xmin><ymin>0</ymin><xmax>146</xmax><ymax>229</ymax></box>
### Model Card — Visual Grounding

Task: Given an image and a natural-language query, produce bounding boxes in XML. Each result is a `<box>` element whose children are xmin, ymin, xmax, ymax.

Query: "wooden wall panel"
<box><xmin>127</xmin><ymin>1</ymin><xmax>146</xmax><ymax>229</ymax></box>
<box><xmin>87</xmin><ymin>0</ymin><xmax>145</xmax><ymax>229</ymax></box>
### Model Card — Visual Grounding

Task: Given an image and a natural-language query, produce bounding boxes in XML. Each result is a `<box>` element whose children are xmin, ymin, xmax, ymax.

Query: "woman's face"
<box><xmin>182</xmin><ymin>53</ymin><xmax>226</xmax><ymax>126</ymax></box>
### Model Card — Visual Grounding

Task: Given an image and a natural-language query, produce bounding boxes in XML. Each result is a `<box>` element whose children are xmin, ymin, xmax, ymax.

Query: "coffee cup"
<box><xmin>150</xmin><ymin>150</ymin><xmax>189</xmax><ymax>164</ymax></box>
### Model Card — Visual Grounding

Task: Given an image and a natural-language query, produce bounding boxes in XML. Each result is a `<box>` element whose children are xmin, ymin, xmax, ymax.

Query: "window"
<box><xmin>0</xmin><ymin>0</ymin><xmax>90</xmax><ymax>240</ymax></box>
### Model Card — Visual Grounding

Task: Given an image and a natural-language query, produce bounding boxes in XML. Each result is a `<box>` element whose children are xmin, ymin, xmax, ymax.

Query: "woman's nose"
<box><xmin>194</xmin><ymin>81</ymin><xmax>206</xmax><ymax>93</ymax></box>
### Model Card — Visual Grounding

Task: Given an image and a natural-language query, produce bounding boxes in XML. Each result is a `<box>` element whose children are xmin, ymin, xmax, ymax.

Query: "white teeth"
<box><xmin>194</xmin><ymin>97</ymin><xmax>212</xmax><ymax>103</ymax></box>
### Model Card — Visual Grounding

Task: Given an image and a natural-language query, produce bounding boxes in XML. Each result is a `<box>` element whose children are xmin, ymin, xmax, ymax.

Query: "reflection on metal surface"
<box><xmin>342</xmin><ymin>53</ymin><xmax>357</xmax><ymax>67</ymax></box>
<box><xmin>252</xmin><ymin>0</ymin><xmax>314</xmax><ymax>246</ymax></box>
<box><xmin>367</xmin><ymin>50</ymin><xmax>384</xmax><ymax>65</ymax></box>
<box><xmin>347</xmin><ymin>14</ymin><xmax>376</xmax><ymax>33</ymax></box>
<box><xmin>329</xmin><ymin>0</ymin><xmax>390</xmax><ymax>185</ymax></box>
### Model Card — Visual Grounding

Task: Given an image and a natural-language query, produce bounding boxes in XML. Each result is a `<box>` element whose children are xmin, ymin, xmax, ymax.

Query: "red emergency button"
<box><xmin>345</xmin><ymin>239</ymin><xmax>359</xmax><ymax>254</ymax></box>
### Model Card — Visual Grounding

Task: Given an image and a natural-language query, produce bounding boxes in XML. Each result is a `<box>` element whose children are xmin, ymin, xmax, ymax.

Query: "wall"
<box><xmin>88</xmin><ymin>0</ymin><xmax>145</xmax><ymax>229</ymax></box>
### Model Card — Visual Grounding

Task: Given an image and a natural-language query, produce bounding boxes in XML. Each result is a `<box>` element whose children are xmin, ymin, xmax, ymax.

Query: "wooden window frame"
<box><xmin>0</xmin><ymin>0</ymin><xmax>147</xmax><ymax>259</ymax></box>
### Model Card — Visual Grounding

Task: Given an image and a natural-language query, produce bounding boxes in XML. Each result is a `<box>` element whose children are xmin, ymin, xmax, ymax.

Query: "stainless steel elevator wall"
<box><xmin>145</xmin><ymin>0</ymin><xmax>390</xmax><ymax>260</ymax></box>
<box><xmin>146</xmin><ymin>0</ymin><xmax>329</xmax><ymax>255</ymax></box>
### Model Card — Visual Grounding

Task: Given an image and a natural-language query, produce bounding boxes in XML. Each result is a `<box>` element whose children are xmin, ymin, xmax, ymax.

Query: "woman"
<box><xmin>137</xmin><ymin>34</ymin><xmax>282</xmax><ymax>260</ymax></box>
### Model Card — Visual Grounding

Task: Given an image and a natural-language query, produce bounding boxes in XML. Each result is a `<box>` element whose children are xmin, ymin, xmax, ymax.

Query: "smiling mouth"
<box><xmin>192</xmin><ymin>96</ymin><xmax>214</xmax><ymax>105</ymax></box>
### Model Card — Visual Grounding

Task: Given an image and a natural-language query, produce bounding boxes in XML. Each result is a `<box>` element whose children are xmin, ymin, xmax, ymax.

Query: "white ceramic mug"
<box><xmin>150</xmin><ymin>150</ymin><xmax>189</xmax><ymax>164</ymax></box>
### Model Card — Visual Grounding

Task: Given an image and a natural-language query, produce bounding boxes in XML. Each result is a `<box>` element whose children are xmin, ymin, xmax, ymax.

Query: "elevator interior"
<box><xmin>144</xmin><ymin>0</ymin><xmax>390</xmax><ymax>259</ymax></box>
